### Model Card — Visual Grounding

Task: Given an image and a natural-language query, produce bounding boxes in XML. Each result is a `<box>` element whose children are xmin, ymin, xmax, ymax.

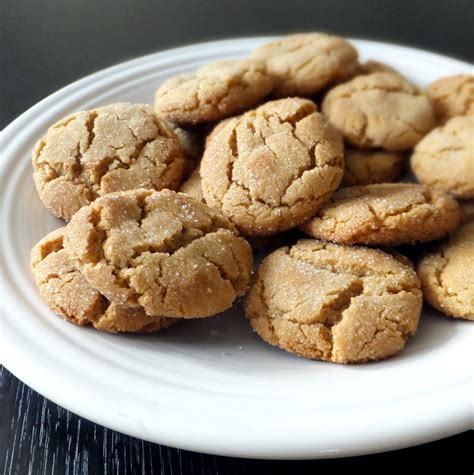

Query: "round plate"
<box><xmin>1</xmin><ymin>37</ymin><xmax>472</xmax><ymax>460</ymax></box>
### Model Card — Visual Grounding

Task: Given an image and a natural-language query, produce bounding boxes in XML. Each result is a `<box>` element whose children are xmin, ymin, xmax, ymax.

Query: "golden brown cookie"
<box><xmin>178</xmin><ymin>167</ymin><xmax>203</xmax><ymax>202</ymax></box>
<box><xmin>249</xmin><ymin>33</ymin><xmax>358</xmax><ymax>97</ymax></box>
<box><xmin>417</xmin><ymin>222</ymin><xmax>474</xmax><ymax>320</ymax></box>
<box><xmin>425</xmin><ymin>74</ymin><xmax>474</xmax><ymax>124</ymax></box>
<box><xmin>64</xmin><ymin>189</ymin><xmax>253</xmax><ymax>318</ymax></box>
<box><xmin>154</xmin><ymin>60</ymin><xmax>273</xmax><ymax>125</ymax></box>
<box><xmin>460</xmin><ymin>200</ymin><xmax>474</xmax><ymax>223</ymax></box>
<box><xmin>300</xmin><ymin>184</ymin><xmax>461</xmax><ymax>246</ymax></box>
<box><xmin>341</xmin><ymin>148</ymin><xmax>406</xmax><ymax>186</ymax></box>
<box><xmin>245</xmin><ymin>239</ymin><xmax>422</xmax><ymax>363</ymax></box>
<box><xmin>411</xmin><ymin>116</ymin><xmax>474</xmax><ymax>199</ymax></box>
<box><xmin>32</xmin><ymin>103</ymin><xmax>183</xmax><ymax>221</ymax></box>
<box><xmin>200</xmin><ymin>98</ymin><xmax>344</xmax><ymax>236</ymax></box>
<box><xmin>165</xmin><ymin>122</ymin><xmax>203</xmax><ymax>178</ymax></box>
<box><xmin>31</xmin><ymin>228</ymin><xmax>177</xmax><ymax>332</ymax></box>
<box><xmin>322</xmin><ymin>72</ymin><xmax>435</xmax><ymax>151</ymax></box>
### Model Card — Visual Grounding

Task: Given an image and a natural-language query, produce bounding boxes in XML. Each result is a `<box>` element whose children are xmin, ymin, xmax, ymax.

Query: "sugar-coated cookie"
<box><xmin>322</xmin><ymin>72</ymin><xmax>435</xmax><ymax>151</ymax></box>
<box><xmin>250</xmin><ymin>33</ymin><xmax>358</xmax><ymax>97</ymax></box>
<box><xmin>245</xmin><ymin>239</ymin><xmax>422</xmax><ymax>363</ymax></box>
<box><xmin>411</xmin><ymin>116</ymin><xmax>474</xmax><ymax>199</ymax></box>
<box><xmin>425</xmin><ymin>74</ymin><xmax>474</xmax><ymax>124</ymax></box>
<box><xmin>154</xmin><ymin>60</ymin><xmax>273</xmax><ymax>125</ymax></box>
<box><xmin>417</xmin><ymin>222</ymin><xmax>474</xmax><ymax>320</ymax></box>
<box><xmin>64</xmin><ymin>189</ymin><xmax>253</xmax><ymax>318</ymax></box>
<box><xmin>342</xmin><ymin>148</ymin><xmax>405</xmax><ymax>187</ymax></box>
<box><xmin>200</xmin><ymin>98</ymin><xmax>344</xmax><ymax>236</ymax></box>
<box><xmin>32</xmin><ymin>103</ymin><xmax>183</xmax><ymax>220</ymax></box>
<box><xmin>300</xmin><ymin>184</ymin><xmax>461</xmax><ymax>246</ymax></box>
<box><xmin>31</xmin><ymin>228</ymin><xmax>177</xmax><ymax>332</ymax></box>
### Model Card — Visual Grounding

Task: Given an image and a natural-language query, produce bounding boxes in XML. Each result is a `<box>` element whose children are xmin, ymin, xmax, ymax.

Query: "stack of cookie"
<box><xmin>31</xmin><ymin>33</ymin><xmax>473</xmax><ymax>364</ymax></box>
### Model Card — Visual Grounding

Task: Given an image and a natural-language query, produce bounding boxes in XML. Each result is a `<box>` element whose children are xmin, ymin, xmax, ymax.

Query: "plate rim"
<box><xmin>1</xmin><ymin>36</ymin><xmax>473</xmax><ymax>460</ymax></box>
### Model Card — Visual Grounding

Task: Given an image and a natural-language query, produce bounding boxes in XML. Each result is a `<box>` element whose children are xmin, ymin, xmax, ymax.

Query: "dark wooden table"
<box><xmin>1</xmin><ymin>1</ymin><xmax>472</xmax><ymax>473</ymax></box>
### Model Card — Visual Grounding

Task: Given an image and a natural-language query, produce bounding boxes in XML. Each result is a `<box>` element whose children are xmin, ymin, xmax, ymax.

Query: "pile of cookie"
<box><xmin>31</xmin><ymin>33</ymin><xmax>473</xmax><ymax>363</ymax></box>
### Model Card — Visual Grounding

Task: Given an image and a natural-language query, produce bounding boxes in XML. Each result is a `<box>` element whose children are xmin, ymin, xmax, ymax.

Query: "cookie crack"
<box><xmin>430</xmin><ymin>252</ymin><xmax>467</xmax><ymax>306</ymax></box>
<box><xmin>83</xmin><ymin>111</ymin><xmax>98</xmax><ymax>154</ymax></box>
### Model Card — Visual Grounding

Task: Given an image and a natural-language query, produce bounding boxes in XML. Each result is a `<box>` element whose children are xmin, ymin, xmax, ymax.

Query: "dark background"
<box><xmin>1</xmin><ymin>0</ymin><xmax>472</xmax><ymax>473</ymax></box>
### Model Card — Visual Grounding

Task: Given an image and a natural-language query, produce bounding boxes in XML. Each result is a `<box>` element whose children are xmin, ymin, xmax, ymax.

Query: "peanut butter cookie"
<box><xmin>417</xmin><ymin>222</ymin><xmax>474</xmax><ymax>320</ymax></box>
<box><xmin>64</xmin><ymin>189</ymin><xmax>253</xmax><ymax>318</ymax></box>
<box><xmin>249</xmin><ymin>33</ymin><xmax>358</xmax><ymax>97</ymax></box>
<box><xmin>154</xmin><ymin>60</ymin><xmax>273</xmax><ymax>125</ymax></box>
<box><xmin>245</xmin><ymin>239</ymin><xmax>422</xmax><ymax>363</ymax></box>
<box><xmin>322</xmin><ymin>72</ymin><xmax>435</xmax><ymax>151</ymax></box>
<box><xmin>200</xmin><ymin>98</ymin><xmax>344</xmax><ymax>236</ymax></box>
<box><xmin>32</xmin><ymin>103</ymin><xmax>183</xmax><ymax>221</ymax></box>
<box><xmin>300</xmin><ymin>184</ymin><xmax>461</xmax><ymax>246</ymax></box>
<box><xmin>342</xmin><ymin>148</ymin><xmax>406</xmax><ymax>187</ymax></box>
<box><xmin>411</xmin><ymin>116</ymin><xmax>474</xmax><ymax>199</ymax></box>
<box><xmin>31</xmin><ymin>228</ymin><xmax>177</xmax><ymax>332</ymax></box>
<box><xmin>425</xmin><ymin>74</ymin><xmax>474</xmax><ymax>124</ymax></box>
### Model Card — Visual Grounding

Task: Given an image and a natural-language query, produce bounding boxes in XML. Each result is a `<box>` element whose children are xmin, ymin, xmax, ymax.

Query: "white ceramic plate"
<box><xmin>1</xmin><ymin>37</ymin><xmax>473</xmax><ymax>460</ymax></box>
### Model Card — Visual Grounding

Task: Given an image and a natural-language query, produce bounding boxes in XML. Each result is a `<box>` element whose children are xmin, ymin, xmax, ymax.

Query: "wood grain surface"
<box><xmin>1</xmin><ymin>367</ymin><xmax>471</xmax><ymax>474</ymax></box>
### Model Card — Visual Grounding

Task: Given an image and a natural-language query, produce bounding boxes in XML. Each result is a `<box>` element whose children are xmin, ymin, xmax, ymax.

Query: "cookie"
<box><xmin>341</xmin><ymin>148</ymin><xmax>406</xmax><ymax>186</ymax></box>
<box><xmin>460</xmin><ymin>201</ymin><xmax>474</xmax><ymax>223</ymax></box>
<box><xmin>411</xmin><ymin>116</ymin><xmax>474</xmax><ymax>199</ymax></box>
<box><xmin>249</xmin><ymin>33</ymin><xmax>358</xmax><ymax>97</ymax></box>
<box><xmin>300</xmin><ymin>183</ymin><xmax>461</xmax><ymax>246</ymax></box>
<box><xmin>32</xmin><ymin>103</ymin><xmax>183</xmax><ymax>221</ymax></box>
<box><xmin>245</xmin><ymin>239</ymin><xmax>422</xmax><ymax>363</ymax></box>
<box><xmin>200</xmin><ymin>98</ymin><xmax>344</xmax><ymax>236</ymax></box>
<box><xmin>31</xmin><ymin>228</ymin><xmax>177</xmax><ymax>332</ymax></box>
<box><xmin>64</xmin><ymin>189</ymin><xmax>253</xmax><ymax>318</ymax></box>
<box><xmin>417</xmin><ymin>222</ymin><xmax>474</xmax><ymax>320</ymax></box>
<box><xmin>322</xmin><ymin>72</ymin><xmax>435</xmax><ymax>151</ymax></box>
<box><xmin>165</xmin><ymin>122</ymin><xmax>203</xmax><ymax>178</ymax></box>
<box><xmin>425</xmin><ymin>74</ymin><xmax>474</xmax><ymax>124</ymax></box>
<box><xmin>178</xmin><ymin>167</ymin><xmax>203</xmax><ymax>202</ymax></box>
<box><xmin>154</xmin><ymin>60</ymin><xmax>273</xmax><ymax>125</ymax></box>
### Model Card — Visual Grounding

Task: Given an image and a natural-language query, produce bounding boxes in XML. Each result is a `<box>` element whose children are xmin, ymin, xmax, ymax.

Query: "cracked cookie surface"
<box><xmin>425</xmin><ymin>74</ymin><xmax>474</xmax><ymax>124</ymax></box>
<box><xmin>300</xmin><ymin>184</ymin><xmax>461</xmax><ymax>246</ymax></box>
<box><xmin>32</xmin><ymin>103</ymin><xmax>183</xmax><ymax>221</ymax></box>
<box><xmin>342</xmin><ymin>148</ymin><xmax>405</xmax><ymax>186</ymax></box>
<box><xmin>31</xmin><ymin>228</ymin><xmax>177</xmax><ymax>332</ymax></box>
<box><xmin>411</xmin><ymin>116</ymin><xmax>474</xmax><ymax>199</ymax></box>
<box><xmin>322</xmin><ymin>72</ymin><xmax>435</xmax><ymax>151</ymax></box>
<box><xmin>154</xmin><ymin>60</ymin><xmax>273</xmax><ymax>125</ymax></box>
<box><xmin>417</xmin><ymin>222</ymin><xmax>474</xmax><ymax>320</ymax></box>
<box><xmin>64</xmin><ymin>189</ymin><xmax>253</xmax><ymax>318</ymax></box>
<box><xmin>249</xmin><ymin>33</ymin><xmax>358</xmax><ymax>97</ymax></box>
<box><xmin>245</xmin><ymin>239</ymin><xmax>422</xmax><ymax>363</ymax></box>
<box><xmin>200</xmin><ymin>98</ymin><xmax>344</xmax><ymax>236</ymax></box>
